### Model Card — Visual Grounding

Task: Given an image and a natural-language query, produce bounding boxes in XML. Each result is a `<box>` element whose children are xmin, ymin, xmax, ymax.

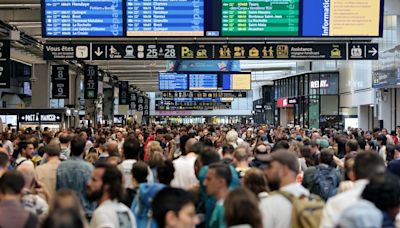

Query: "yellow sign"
<box><xmin>248</xmin><ymin>47</ymin><xmax>260</xmax><ymax>58</ymax></box>
<box><xmin>277</xmin><ymin>45</ymin><xmax>289</xmax><ymax>58</ymax></box>
<box><xmin>181</xmin><ymin>46</ymin><xmax>194</xmax><ymax>58</ymax></box>
<box><xmin>234</xmin><ymin>46</ymin><xmax>245</xmax><ymax>58</ymax></box>
<box><xmin>196</xmin><ymin>48</ymin><xmax>208</xmax><ymax>58</ymax></box>
<box><xmin>219</xmin><ymin>45</ymin><xmax>232</xmax><ymax>58</ymax></box>
<box><xmin>329</xmin><ymin>0</ymin><xmax>380</xmax><ymax>36</ymax></box>
<box><xmin>262</xmin><ymin>46</ymin><xmax>274</xmax><ymax>58</ymax></box>
<box><xmin>330</xmin><ymin>47</ymin><xmax>342</xmax><ymax>58</ymax></box>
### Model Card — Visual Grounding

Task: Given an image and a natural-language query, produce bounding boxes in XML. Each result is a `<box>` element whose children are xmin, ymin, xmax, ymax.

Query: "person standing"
<box><xmin>203</xmin><ymin>163</ymin><xmax>232</xmax><ymax>228</ymax></box>
<box><xmin>35</xmin><ymin>142</ymin><xmax>61</xmax><ymax>200</ymax></box>
<box><xmin>87</xmin><ymin>162</ymin><xmax>136</xmax><ymax>228</ymax></box>
<box><xmin>56</xmin><ymin>135</ymin><xmax>95</xmax><ymax>218</ymax></box>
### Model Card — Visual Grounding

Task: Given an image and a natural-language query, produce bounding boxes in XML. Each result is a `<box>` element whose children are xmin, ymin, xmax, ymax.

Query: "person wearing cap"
<box><xmin>387</xmin><ymin>144</ymin><xmax>400</xmax><ymax>178</ymax></box>
<box><xmin>260</xmin><ymin>149</ymin><xmax>310</xmax><ymax>228</ymax></box>
<box><xmin>249</xmin><ymin>143</ymin><xmax>271</xmax><ymax>170</ymax></box>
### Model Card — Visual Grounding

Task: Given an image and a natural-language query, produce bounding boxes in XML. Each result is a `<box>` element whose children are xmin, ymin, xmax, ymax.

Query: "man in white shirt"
<box><xmin>171</xmin><ymin>137</ymin><xmax>199</xmax><ymax>189</ymax></box>
<box><xmin>15</xmin><ymin>141</ymin><xmax>35</xmax><ymax>169</ymax></box>
<box><xmin>260</xmin><ymin>150</ymin><xmax>310</xmax><ymax>228</ymax></box>
<box><xmin>87</xmin><ymin>162</ymin><xmax>137</xmax><ymax>228</ymax></box>
<box><xmin>319</xmin><ymin>151</ymin><xmax>386</xmax><ymax>228</ymax></box>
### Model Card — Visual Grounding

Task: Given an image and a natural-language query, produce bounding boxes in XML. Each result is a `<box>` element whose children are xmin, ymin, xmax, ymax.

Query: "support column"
<box><xmin>31</xmin><ymin>63</ymin><xmax>50</xmax><ymax>108</ymax></box>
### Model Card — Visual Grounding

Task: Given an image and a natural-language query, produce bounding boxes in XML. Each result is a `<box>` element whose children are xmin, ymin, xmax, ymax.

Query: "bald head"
<box><xmin>185</xmin><ymin>138</ymin><xmax>198</xmax><ymax>155</ymax></box>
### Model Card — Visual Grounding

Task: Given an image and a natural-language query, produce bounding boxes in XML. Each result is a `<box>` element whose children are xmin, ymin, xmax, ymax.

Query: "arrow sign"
<box><xmin>94</xmin><ymin>47</ymin><xmax>103</xmax><ymax>56</ymax></box>
<box><xmin>348</xmin><ymin>43</ymin><xmax>379</xmax><ymax>60</ymax></box>
<box><xmin>368</xmin><ymin>47</ymin><xmax>378</xmax><ymax>56</ymax></box>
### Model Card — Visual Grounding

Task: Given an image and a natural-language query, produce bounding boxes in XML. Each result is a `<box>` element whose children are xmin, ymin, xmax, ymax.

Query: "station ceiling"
<box><xmin>0</xmin><ymin>0</ymin><xmax>298</xmax><ymax>92</ymax></box>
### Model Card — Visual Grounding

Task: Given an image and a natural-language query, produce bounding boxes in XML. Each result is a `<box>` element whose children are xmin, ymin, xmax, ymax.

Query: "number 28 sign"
<box><xmin>51</xmin><ymin>65</ymin><xmax>69</xmax><ymax>99</ymax></box>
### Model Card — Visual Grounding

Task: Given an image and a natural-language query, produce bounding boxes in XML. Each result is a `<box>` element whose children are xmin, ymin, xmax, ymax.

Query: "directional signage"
<box><xmin>130</xmin><ymin>92</ymin><xmax>137</xmax><ymax>110</ymax></box>
<box><xmin>348</xmin><ymin>43</ymin><xmax>379</xmax><ymax>60</ymax></box>
<box><xmin>143</xmin><ymin>97</ymin><xmax>150</xmax><ymax>116</ymax></box>
<box><xmin>43</xmin><ymin>44</ymin><xmax>91</xmax><ymax>60</ymax></box>
<box><xmin>51</xmin><ymin>65</ymin><xmax>69</xmax><ymax>99</ymax></box>
<box><xmin>118</xmin><ymin>81</ymin><xmax>129</xmax><ymax>105</ymax></box>
<box><xmin>137</xmin><ymin>95</ymin><xmax>144</xmax><ymax>112</ymax></box>
<box><xmin>44</xmin><ymin>43</ymin><xmax>378</xmax><ymax>60</ymax></box>
<box><xmin>84</xmin><ymin>65</ymin><xmax>98</xmax><ymax>99</ymax></box>
<box><xmin>0</xmin><ymin>40</ymin><xmax>10</xmax><ymax>88</ymax></box>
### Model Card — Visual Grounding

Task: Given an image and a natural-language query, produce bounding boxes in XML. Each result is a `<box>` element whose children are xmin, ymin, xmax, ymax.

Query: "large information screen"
<box><xmin>43</xmin><ymin>0</ymin><xmax>124</xmax><ymax>37</ymax></box>
<box><xmin>221</xmin><ymin>0</ymin><xmax>299</xmax><ymax>36</ymax></box>
<box><xmin>302</xmin><ymin>0</ymin><xmax>382</xmax><ymax>36</ymax></box>
<box><xmin>189</xmin><ymin>74</ymin><xmax>218</xmax><ymax>90</ymax></box>
<box><xmin>42</xmin><ymin>0</ymin><xmax>383</xmax><ymax>37</ymax></box>
<box><xmin>126</xmin><ymin>0</ymin><xmax>204</xmax><ymax>36</ymax></box>
<box><xmin>159</xmin><ymin>73</ymin><xmax>188</xmax><ymax>91</ymax></box>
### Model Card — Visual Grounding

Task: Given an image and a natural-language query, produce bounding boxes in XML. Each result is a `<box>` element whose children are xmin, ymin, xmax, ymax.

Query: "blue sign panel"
<box><xmin>43</xmin><ymin>0</ymin><xmax>123</xmax><ymax>37</ymax></box>
<box><xmin>159</xmin><ymin>73</ymin><xmax>188</xmax><ymax>91</ymax></box>
<box><xmin>126</xmin><ymin>0</ymin><xmax>204</xmax><ymax>36</ymax></box>
<box><xmin>189</xmin><ymin>74</ymin><xmax>218</xmax><ymax>90</ymax></box>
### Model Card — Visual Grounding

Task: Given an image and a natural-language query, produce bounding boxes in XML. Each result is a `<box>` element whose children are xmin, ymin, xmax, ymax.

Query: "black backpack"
<box><xmin>311</xmin><ymin>166</ymin><xmax>338</xmax><ymax>201</ymax></box>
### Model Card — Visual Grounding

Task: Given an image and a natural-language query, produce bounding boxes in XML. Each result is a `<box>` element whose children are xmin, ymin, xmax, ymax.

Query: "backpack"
<box><xmin>131</xmin><ymin>183</ymin><xmax>165</xmax><ymax>228</ymax></box>
<box><xmin>278</xmin><ymin>191</ymin><xmax>325</xmax><ymax>228</ymax></box>
<box><xmin>312</xmin><ymin>166</ymin><xmax>338</xmax><ymax>201</ymax></box>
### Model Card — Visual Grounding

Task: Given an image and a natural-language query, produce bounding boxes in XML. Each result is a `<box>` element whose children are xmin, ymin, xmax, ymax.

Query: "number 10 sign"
<box><xmin>84</xmin><ymin>65</ymin><xmax>98</xmax><ymax>99</ymax></box>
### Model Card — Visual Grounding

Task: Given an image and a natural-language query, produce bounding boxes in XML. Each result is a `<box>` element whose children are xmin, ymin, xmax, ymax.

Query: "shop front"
<box><xmin>0</xmin><ymin>109</ymin><xmax>67</xmax><ymax>131</ymax></box>
<box><xmin>274</xmin><ymin>71</ymin><xmax>340</xmax><ymax>129</ymax></box>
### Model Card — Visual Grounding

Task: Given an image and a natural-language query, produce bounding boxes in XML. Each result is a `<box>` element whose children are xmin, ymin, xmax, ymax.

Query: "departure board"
<box><xmin>43</xmin><ymin>0</ymin><xmax>124</xmax><ymax>37</ymax></box>
<box><xmin>159</xmin><ymin>73</ymin><xmax>188</xmax><ymax>91</ymax></box>
<box><xmin>221</xmin><ymin>0</ymin><xmax>300</xmax><ymax>36</ymax></box>
<box><xmin>189</xmin><ymin>74</ymin><xmax>218</xmax><ymax>90</ymax></box>
<box><xmin>126</xmin><ymin>0</ymin><xmax>204</xmax><ymax>36</ymax></box>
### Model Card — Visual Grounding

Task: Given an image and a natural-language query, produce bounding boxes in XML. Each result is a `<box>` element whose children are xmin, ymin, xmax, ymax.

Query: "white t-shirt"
<box><xmin>118</xmin><ymin>159</ymin><xmax>154</xmax><ymax>189</ymax></box>
<box><xmin>170</xmin><ymin>154</ymin><xmax>198</xmax><ymax>189</ymax></box>
<box><xmin>90</xmin><ymin>200</ymin><xmax>137</xmax><ymax>228</ymax></box>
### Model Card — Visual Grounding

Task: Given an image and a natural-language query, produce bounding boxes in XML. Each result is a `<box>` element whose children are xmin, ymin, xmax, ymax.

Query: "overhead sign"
<box><xmin>0</xmin><ymin>40</ymin><xmax>10</xmax><ymax>88</ymax></box>
<box><xmin>136</xmin><ymin>95</ymin><xmax>144</xmax><ymax>112</ymax></box>
<box><xmin>126</xmin><ymin>0</ymin><xmax>204</xmax><ymax>37</ymax></box>
<box><xmin>51</xmin><ymin>65</ymin><xmax>69</xmax><ymax>99</ymax></box>
<box><xmin>19</xmin><ymin>113</ymin><xmax>62</xmax><ymax>123</ymax></box>
<box><xmin>118</xmin><ymin>81</ymin><xmax>129</xmax><ymax>105</ymax></box>
<box><xmin>143</xmin><ymin>98</ymin><xmax>150</xmax><ymax>116</ymax></box>
<box><xmin>162</xmin><ymin>91</ymin><xmax>247</xmax><ymax>99</ymax></box>
<box><xmin>130</xmin><ymin>92</ymin><xmax>137</xmax><ymax>110</ymax></box>
<box><xmin>303</xmin><ymin>0</ymin><xmax>382</xmax><ymax>37</ymax></box>
<box><xmin>44</xmin><ymin>43</ymin><xmax>371</xmax><ymax>60</ymax></box>
<box><xmin>84</xmin><ymin>65</ymin><xmax>98</xmax><ymax>99</ymax></box>
<box><xmin>43</xmin><ymin>44</ymin><xmax>91</xmax><ymax>60</ymax></box>
<box><xmin>92</xmin><ymin>43</ymin><xmax>179</xmax><ymax>60</ymax></box>
<box><xmin>42</xmin><ymin>0</ymin><xmax>124</xmax><ymax>37</ymax></box>
<box><xmin>348</xmin><ymin>43</ymin><xmax>379</xmax><ymax>60</ymax></box>
<box><xmin>222</xmin><ymin>0</ymin><xmax>300</xmax><ymax>37</ymax></box>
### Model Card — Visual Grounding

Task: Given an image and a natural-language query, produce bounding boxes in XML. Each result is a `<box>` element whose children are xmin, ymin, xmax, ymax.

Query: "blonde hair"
<box><xmin>147</xmin><ymin>141</ymin><xmax>164</xmax><ymax>168</ymax></box>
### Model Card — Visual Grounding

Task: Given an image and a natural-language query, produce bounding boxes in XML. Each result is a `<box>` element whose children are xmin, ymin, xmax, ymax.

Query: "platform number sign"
<box><xmin>84</xmin><ymin>65</ymin><xmax>98</xmax><ymax>99</ymax></box>
<box><xmin>118</xmin><ymin>81</ymin><xmax>129</xmax><ymax>105</ymax></box>
<box><xmin>0</xmin><ymin>40</ymin><xmax>10</xmax><ymax>88</ymax></box>
<box><xmin>130</xmin><ymin>92</ymin><xmax>137</xmax><ymax>111</ymax></box>
<box><xmin>51</xmin><ymin>65</ymin><xmax>69</xmax><ymax>99</ymax></box>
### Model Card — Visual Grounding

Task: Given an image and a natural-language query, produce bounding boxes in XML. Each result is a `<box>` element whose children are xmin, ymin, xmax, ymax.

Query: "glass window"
<box><xmin>320</xmin><ymin>95</ymin><xmax>339</xmax><ymax>115</ymax></box>
<box><xmin>308</xmin><ymin>95</ymin><xmax>319</xmax><ymax>129</ymax></box>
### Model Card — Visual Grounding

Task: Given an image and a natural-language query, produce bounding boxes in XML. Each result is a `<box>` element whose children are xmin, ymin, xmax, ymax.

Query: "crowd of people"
<box><xmin>0</xmin><ymin>124</ymin><xmax>400</xmax><ymax>228</ymax></box>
